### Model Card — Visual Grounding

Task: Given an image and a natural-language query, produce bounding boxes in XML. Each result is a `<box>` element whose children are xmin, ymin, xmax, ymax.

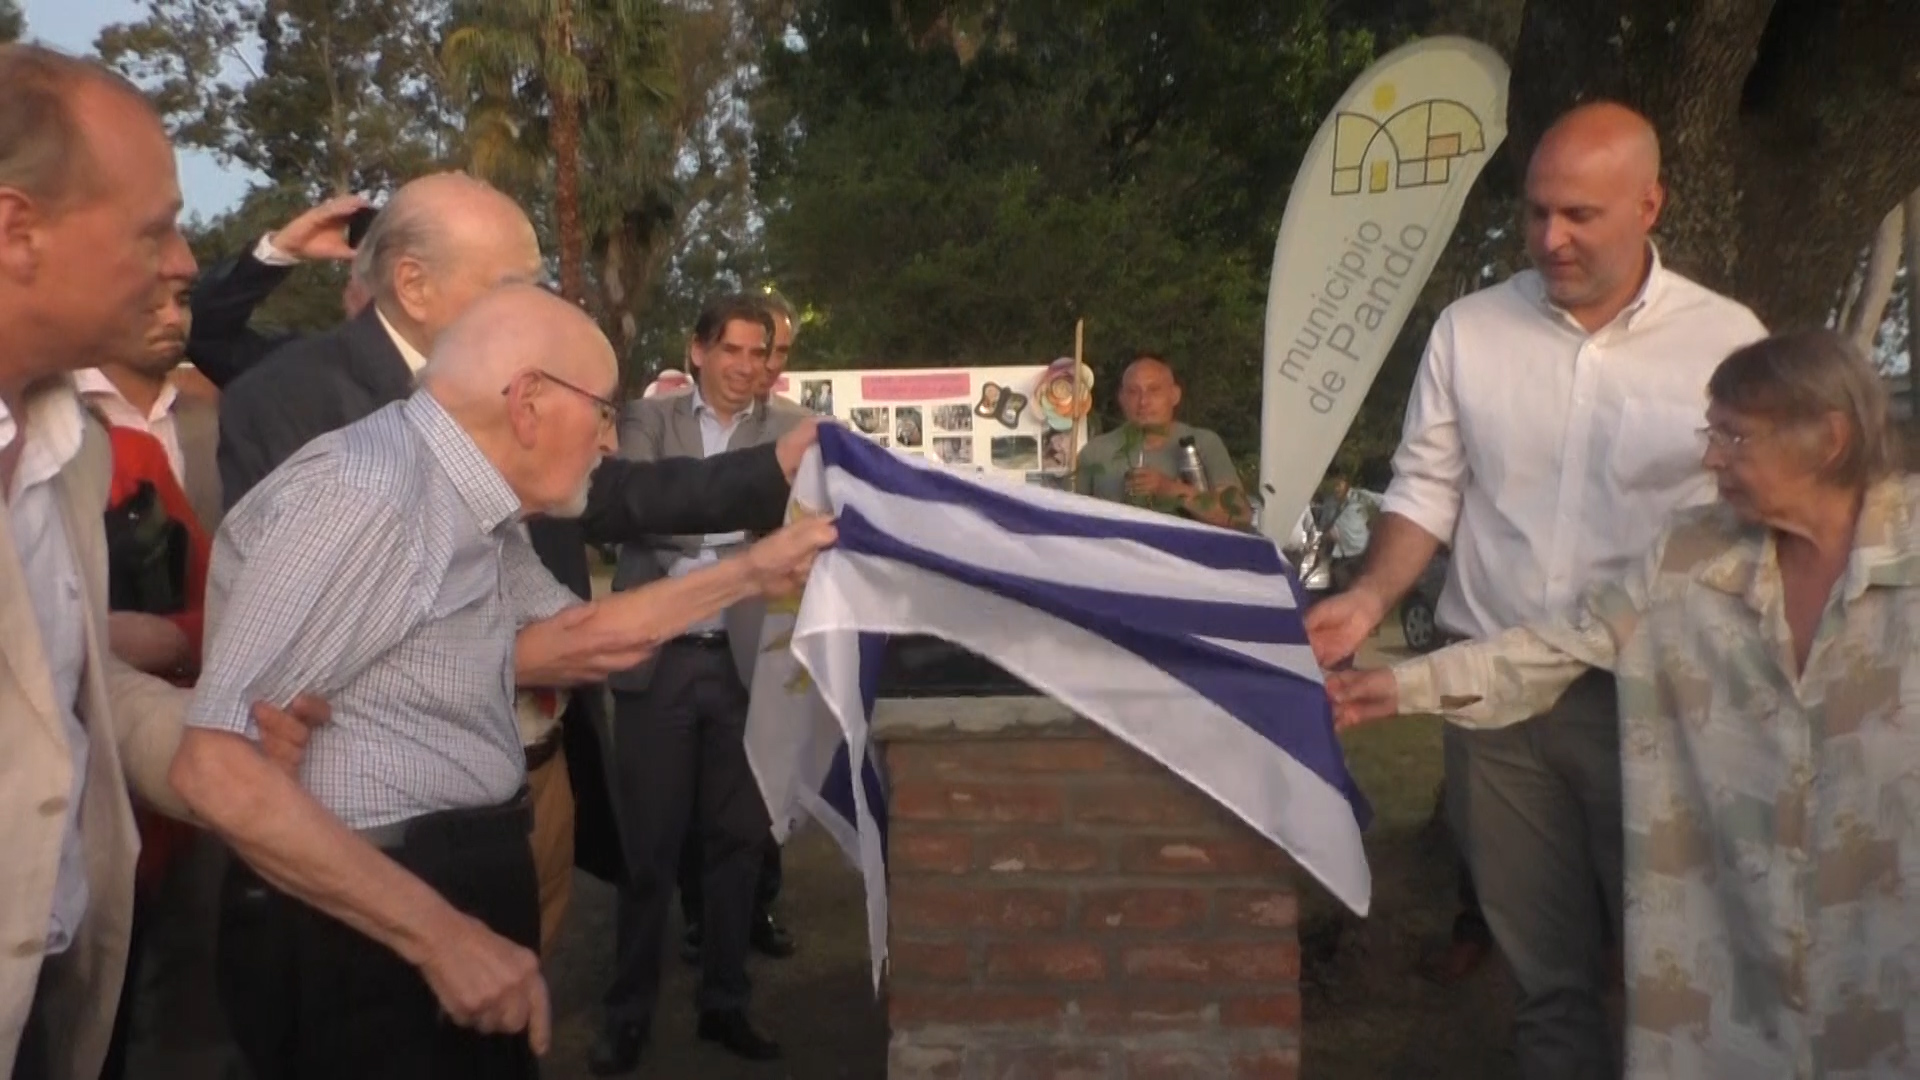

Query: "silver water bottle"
<box><xmin>1176</xmin><ymin>436</ymin><xmax>1210</xmax><ymax>493</ymax></box>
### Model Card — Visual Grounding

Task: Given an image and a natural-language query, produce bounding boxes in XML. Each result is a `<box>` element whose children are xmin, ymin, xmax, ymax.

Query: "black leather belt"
<box><xmin>356</xmin><ymin>788</ymin><xmax>532</xmax><ymax>852</ymax></box>
<box><xmin>672</xmin><ymin>630</ymin><xmax>730</xmax><ymax>649</ymax></box>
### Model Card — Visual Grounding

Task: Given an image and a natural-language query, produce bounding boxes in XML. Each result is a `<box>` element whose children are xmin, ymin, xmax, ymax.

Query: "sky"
<box><xmin>24</xmin><ymin>0</ymin><xmax>257</xmax><ymax>221</ymax></box>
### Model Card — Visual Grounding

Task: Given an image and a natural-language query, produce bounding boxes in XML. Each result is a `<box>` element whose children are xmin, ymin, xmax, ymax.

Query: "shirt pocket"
<box><xmin>431</xmin><ymin>548</ymin><xmax>499</xmax><ymax>619</ymax></box>
<box><xmin>1610</xmin><ymin>397</ymin><xmax>1708</xmax><ymax>496</ymax></box>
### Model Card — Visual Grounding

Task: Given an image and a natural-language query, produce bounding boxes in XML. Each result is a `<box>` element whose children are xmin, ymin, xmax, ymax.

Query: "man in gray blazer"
<box><xmin>591</xmin><ymin>295</ymin><xmax>806</xmax><ymax>1074</ymax></box>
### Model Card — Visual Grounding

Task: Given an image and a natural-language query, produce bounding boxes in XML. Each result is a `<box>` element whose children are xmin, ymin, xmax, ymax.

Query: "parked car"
<box><xmin>1398</xmin><ymin>550</ymin><xmax>1453</xmax><ymax>653</ymax></box>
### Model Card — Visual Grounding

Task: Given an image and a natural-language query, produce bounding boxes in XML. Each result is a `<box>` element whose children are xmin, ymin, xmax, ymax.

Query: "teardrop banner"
<box><xmin>1256</xmin><ymin>36</ymin><xmax>1509</xmax><ymax>541</ymax></box>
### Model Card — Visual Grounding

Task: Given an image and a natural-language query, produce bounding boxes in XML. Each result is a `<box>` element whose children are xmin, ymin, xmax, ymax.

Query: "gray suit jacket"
<box><xmin>607</xmin><ymin>390</ymin><xmax>804</xmax><ymax>692</ymax></box>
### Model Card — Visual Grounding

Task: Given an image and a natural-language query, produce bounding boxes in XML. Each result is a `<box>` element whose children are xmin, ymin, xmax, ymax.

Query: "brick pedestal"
<box><xmin>876</xmin><ymin>697</ymin><xmax>1301</xmax><ymax>1080</ymax></box>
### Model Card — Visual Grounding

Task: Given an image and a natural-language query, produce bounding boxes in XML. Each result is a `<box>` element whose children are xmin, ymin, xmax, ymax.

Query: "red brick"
<box><xmin>1216</xmin><ymin>889</ymin><xmax>1299</xmax><ymax>930</ymax></box>
<box><xmin>1079</xmin><ymin>888</ymin><xmax>1208</xmax><ymax>932</ymax></box>
<box><xmin>984</xmin><ymin>942</ymin><xmax>1106</xmax><ymax>983</ymax></box>
<box><xmin>1121</xmin><ymin>942</ymin><xmax>1301</xmax><ymax>983</ymax></box>
<box><xmin>895</xmin><ymin>830</ymin><xmax>975</xmax><ymax>875</ymax></box>
<box><xmin>1229</xmin><ymin>1045</ymin><xmax>1301</xmax><ymax>1079</ymax></box>
<box><xmin>1119</xmin><ymin>835</ymin><xmax>1291</xmax><ymax>875</ymax></box>
<box><xmin>890</xmin><ymin>989</ymin><xmax>1068</xmax><ymax>1029</ymax></box>
<box><xmin>889</xmin><ymin>1042</ymin><xmax>967</xmax><ymax>1079</ymax></box>
<box><xmin>1221</xmin><ymin>992</ymin><xmax>1303</xmax><ymax>1030</ymax></box>
<box><xmin>893</xmin><ymin>781</ymin><xmax>1065</xmax><ymax>824</ymax></box>
<box><xmin>892</xmin><ymin>883</ymin><xmax>1069</xmax><ymax>932</ymax></box>
<box><xmin>1075</xmin><ymin>991</ymin><xmax>1215</xmax><ymax>1034</ymax></box>
<box><xmin>891</xmin><ymin>739</ymin><xmax>1114</xmax><ymax>780</ymax></box>
<box><xmin>1069</xmin><ymin>781</ymin><xmax>1213</xmax><ymax>827</ymax></box>
<box><xmin>976</xmin><ymin>833</ymin><xmax>1108</xmax><ymax>875</ymax></box>
<box><xmin>990</xmin><ymin>1046</ymin><xmax>1112</xmax><ymax>1079</ymax></box>
<box><xmin>891</xmin><ymin>940</ymin><xmax>973</xmax><ymax>983</ymax></box>
<box><xmin>1127</xmin><ymin>1048</ymin><xmax>1225</xmax><ymax>1079</ymax></box>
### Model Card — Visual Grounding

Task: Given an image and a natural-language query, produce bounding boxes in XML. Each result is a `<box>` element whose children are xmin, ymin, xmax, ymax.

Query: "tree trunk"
<box><xmin>1844</xmin><ymin>203</ymin><xmax>1904</xmax><ymax>353</ymax></box>
<box><xmin>550</xmin><ymin>0</ymin><xmax>588</xmax><ymax>306</ymax></box>
<box><xmin>1507</xmin><ymin>0</ymin><xmax>1920</xmax><ymax>331</ymax></box>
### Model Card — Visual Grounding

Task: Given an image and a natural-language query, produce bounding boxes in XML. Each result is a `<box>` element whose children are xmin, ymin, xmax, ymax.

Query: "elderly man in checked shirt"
<box><xmin>166</xmin><ymin>286</ymin><xmax>836</xmax><ymax>1080</ymax></box>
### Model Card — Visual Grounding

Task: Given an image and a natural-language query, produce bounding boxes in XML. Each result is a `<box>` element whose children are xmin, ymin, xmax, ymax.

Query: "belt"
<box><xmin>356</xmin><ymin>788</ymin><xmax>532</xmax><ymax>852</ymax></box>
<box><xmin>523</xmin><ymin>727</ymin><xmax>564</xmax><ymax>772</ymax></box>
<box><xmin>672</xmin><ymin>630</ymin><xmax>731</xmax><ymax>649</ymax></box>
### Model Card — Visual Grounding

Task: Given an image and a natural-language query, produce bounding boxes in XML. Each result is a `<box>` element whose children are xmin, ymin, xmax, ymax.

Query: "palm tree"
<box><xmin>446</xmin><ymin>0</ymin><xmax>671</xmax><ymax>305</ymax></box>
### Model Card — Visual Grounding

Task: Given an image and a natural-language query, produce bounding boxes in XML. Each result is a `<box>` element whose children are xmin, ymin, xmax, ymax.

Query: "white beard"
<box><xmin>550</xmin><ymin>477</ymin><xmax>592</xmax><ymax>519</ymax></box>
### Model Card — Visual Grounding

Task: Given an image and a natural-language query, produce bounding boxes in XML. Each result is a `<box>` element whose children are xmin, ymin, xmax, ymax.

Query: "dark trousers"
<box><xmin>679</xmin><ymin>818</ymin><xmax>783</xmax><ymax>929</ymax></box>
<box><xmin>216</xmin><ymin>798</ymin><xmax>540</xmax><ymax>1080</ymax></box>
<box><xmin>606</xmin><ymin>642</ymin><xmax>768</xmax><ymax>1029</ymax></box>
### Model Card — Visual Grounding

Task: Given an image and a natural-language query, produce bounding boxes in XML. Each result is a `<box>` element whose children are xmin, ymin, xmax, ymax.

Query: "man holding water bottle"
<box><xmin>1072</xmin><ymin>353</ymin><xmax>1250</xmax><ymax>529</ymax></box>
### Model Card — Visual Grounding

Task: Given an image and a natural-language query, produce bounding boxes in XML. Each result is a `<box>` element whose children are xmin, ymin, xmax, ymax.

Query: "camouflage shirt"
<box><xmin>1395</xmin><ymin>476</ymin><xmax>1920</xmax><ymax>1079</ymax></box>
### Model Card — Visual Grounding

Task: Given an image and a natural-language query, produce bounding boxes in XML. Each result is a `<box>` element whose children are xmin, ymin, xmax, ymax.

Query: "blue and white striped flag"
<box><xmin>743</xmin><ymin>425</ymin><xmax>1372</xmax><ymax>985</ymax></box>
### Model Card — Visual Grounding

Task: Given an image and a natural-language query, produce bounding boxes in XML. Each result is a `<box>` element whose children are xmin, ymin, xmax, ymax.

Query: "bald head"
<box><xmin>1523</xmin><ymin>101</ymin><xmax>1665</xmax><ymax>330</ymax></box>
<box><xmin>1119</xmin><ymin>353</ymin><xmax>1182</xmax><ymax>429</ymax></box>
<box><xmin>359</xmin><ymin>172</ymin><xmax>542</xmax><ymax>353</ymax></box>
<box><xmin>424</xmin><ymin>285</ymin><xmax>618</xmax><ymax>517</ymax></box>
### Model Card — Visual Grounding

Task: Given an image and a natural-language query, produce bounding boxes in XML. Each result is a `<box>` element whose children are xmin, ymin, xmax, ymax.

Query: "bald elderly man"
<box><xmin>1305</xmin><ymin>103</ymin><xmax>1766</xmax><ymax>1078</ymax></box>
<box><xmin>169</xmin><ymin>287</ymin><xmax>835</xmax><ymax>1080</ymax></box>
<box><xmin>215</xmin><ymin>171</ymin><xmax>819</xmax><ymax>952</ymax></box>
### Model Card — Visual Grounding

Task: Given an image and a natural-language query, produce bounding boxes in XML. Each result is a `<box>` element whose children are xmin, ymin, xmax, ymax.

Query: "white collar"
<box><xmin>0</xmin><ymin>378</ymin><xmax>86</xmax><ymax>497</ymax></box>
<box><xmin>376</xmin><ymin>307</ymin><xmax>431</xmax><ymax>374</ymax></box>
<box><xmin>73</xmin><ymin>367</ymin><xmax>178</xmax><ymax>424</ymax></box>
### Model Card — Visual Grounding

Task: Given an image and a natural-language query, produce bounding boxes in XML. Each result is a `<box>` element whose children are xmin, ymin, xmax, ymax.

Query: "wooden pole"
<box><xmin>1068</xmin><ymin>318</ymin><xmax>1085</xmax><ymax>475</ymax></box>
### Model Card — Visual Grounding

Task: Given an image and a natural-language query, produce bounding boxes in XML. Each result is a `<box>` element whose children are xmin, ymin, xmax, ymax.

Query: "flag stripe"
<box><xmin>830</xmin><ymin>507</ymin><xmax>1364</xmax><ymax>814</ymax></box>
<box><xmin>824</xmin><ymin>429</ymin><xmax>1282</xmax><ymax>576</ymax></box>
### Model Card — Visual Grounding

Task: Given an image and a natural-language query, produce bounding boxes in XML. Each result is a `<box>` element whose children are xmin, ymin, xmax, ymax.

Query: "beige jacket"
<box><xmin>0</xmin><ymin>410</ymin><xmax>189</xmax><ymax>1080</ymax></box>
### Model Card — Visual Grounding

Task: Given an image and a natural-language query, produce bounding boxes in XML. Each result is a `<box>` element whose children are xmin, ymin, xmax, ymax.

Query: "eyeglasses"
<box><xmin>1697</xmin><ymin>425</ymin><xmax>1761</xmax><ymax>451</ymax></box>
<box><xmin>506</xmin><ymin>370</ymin><xmax>621</xmax><ymax>428</ymax></box>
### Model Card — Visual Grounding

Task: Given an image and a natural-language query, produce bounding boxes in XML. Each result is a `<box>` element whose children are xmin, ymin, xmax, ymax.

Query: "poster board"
<box><xmin>767</xmin><ymin>365</ymin><xmax>1085</xmax><ymax>485</ymax></box>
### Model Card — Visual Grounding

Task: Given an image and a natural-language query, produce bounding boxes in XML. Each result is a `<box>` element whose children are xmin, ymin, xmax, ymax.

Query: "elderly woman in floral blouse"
<box><xmin>1331</xmin><ymin>328</ymin><xmax>1918</xmax><ymax>1078</ymax></box>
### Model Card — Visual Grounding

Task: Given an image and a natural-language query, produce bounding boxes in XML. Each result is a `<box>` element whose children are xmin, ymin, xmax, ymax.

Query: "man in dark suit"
<box><xmin>591</xmin><ymin>295</ymin><xmax>806</xmax><ymax>1073</ymax></box>
<box><xmin>216</xmin><ymin>172</ymin><xmax>815</xmax><ymax>934</ymax></box>
<box><xmin>185</xmin><ymin>194</ymin><xmax>370</xmax><ymax>388</ymax></box>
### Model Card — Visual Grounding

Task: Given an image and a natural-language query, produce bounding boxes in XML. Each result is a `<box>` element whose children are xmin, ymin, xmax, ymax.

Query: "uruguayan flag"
<box><xmin>744</xmin><ymin>425</ymin><xmax>1371</xmax><ymax>985</ymax></box>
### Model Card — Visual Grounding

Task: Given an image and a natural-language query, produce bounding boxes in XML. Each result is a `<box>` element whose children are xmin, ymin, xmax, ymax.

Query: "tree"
<box><xmin>0</xmin><ymin>0</ymin><xmax>24</xmax><ymax>44</ymax></box>
<box><xmin>99</xmin><ymin>0</ymin><xmax>455</xmax><ymax>199</ymax></box>
<box><xmin>446</xmin><ymin>0</ymin><xmax>666</xmax><ymax>305</ymax></box>
<box><xmin>1505</xmin><ymin>0</ymin><xmax>1920</xmax><ymax>331</ymax></box>
<box><xmin>753</xmin><ymin>0</ymin><xmax>1381</xmax><ymax>469</ymax></box>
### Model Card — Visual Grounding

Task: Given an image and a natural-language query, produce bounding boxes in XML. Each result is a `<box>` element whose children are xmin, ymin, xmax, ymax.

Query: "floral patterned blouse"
<box><xmin>1394</xmin><ymin>476</ymin><xmax>1920</xmax><ymax>1079</ymax></box>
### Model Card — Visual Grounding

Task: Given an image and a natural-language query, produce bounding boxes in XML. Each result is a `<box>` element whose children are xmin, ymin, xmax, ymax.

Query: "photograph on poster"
<box><xmin>991</xmin><ymin>435</ymin><xmax>1039</xmax><ymax>471</ymax></box>
<box><xmin>932</xmin><ymin>404</ymin><xmax>973</xmax><ymax>432</ymax></box>
<box><xmin>932</xmin><ymin>437</ymin><xmax>973</xmax><ymax>465</ymax></box>
<box><xmin>800</xmin><ymin>379</ymin><xmax>836</xmax><ymax>415</ymax></box>
<box><xmin>894</xmin><ymin>406</ymin><xmax>925</xmax><ymax>447</ymax></box>
<box><xmin>850</xmin><ymin>406</ymin><xmax>889</xmax><ymax>436</ymax></box>
<box><xmin>1042</xmin><ymin>430</ymin><xmax>1072</xmax><ymax>470</ymax></box>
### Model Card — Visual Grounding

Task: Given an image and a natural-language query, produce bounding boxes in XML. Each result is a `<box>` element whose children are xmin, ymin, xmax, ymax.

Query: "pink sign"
<box><xmin>860</xmin><ymin>372</ymin><xmax>971</xmax><ymax>402</ymax></box>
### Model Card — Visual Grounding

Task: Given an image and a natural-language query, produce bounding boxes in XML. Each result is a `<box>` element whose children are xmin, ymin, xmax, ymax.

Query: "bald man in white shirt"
<box><xmin>1306</xmin><ymin>103</ymin><xmax>1766</xmax><ymax>1079</ymax></box>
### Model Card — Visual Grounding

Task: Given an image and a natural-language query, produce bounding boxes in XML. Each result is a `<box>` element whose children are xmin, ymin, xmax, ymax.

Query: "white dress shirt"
<box><xmin>72</xmin><ymin>369</ymin><xmax>183</xmax><ymax>485</ymax></box>
<box><xmin>1</xmin><ymin>384</ymin><xmax>91</xmax><ymax>952</ymax></box>
<box><xmin>668</xmin><ymin>386</ymin><xmax>752</xmax><ymax>634</ymax></box>
<box><xmin>1381</xmin><ymin>251</ymin><xmax>1767</xmax><ymax>640</ymax></box>
<box><xmin>375</xmin><ymin>307</ymin><xmax>430</xmax><ymax>375</ymax></box>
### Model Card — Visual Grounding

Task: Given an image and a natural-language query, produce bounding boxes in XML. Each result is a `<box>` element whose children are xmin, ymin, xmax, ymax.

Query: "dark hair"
<box><xmin>1707</xmin><ymin>327</ymin><xmax>1900</xmax><ymax>488</ymax></box>
<box><xmin>0</xmin><ymin>44</ymin><xmax>147</xmax><ymax>208</ymax></box>
<box><xmin>692</xmin><ymin>293</ymin><xmax>775</xmax><ymax>350</ymax></box>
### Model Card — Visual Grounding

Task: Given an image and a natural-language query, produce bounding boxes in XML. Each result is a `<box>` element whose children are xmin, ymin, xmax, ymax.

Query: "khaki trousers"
<box><xmin>527</xmin><ymin>749</ymin><xmax>576</xmax><ymax>954</ymax></box>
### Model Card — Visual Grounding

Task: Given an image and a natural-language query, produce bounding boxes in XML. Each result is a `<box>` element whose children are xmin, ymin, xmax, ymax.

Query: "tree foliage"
<box><xmin>0</xmin><ymin>0</ymin><xmax>24</xmax><ymax>44</ymax></box>
<box><xmin>754</xmin><ymin>0</ymin><xmax>1382</xmax><ymax>474</ymax></box>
